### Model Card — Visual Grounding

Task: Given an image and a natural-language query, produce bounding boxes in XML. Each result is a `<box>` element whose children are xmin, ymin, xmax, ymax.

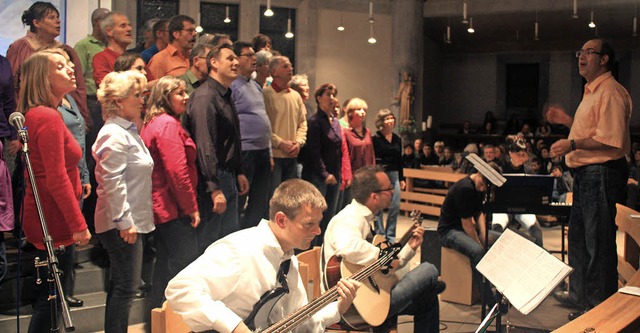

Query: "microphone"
<box><xmin>9</xmin><ymin>112</ymin><xmax>28</xmax><ymax>147</ymax></box>
<box><xmin>9</xmin><ymin>112</ymin><xmax>25</xmax><ymax>131</ymax></box>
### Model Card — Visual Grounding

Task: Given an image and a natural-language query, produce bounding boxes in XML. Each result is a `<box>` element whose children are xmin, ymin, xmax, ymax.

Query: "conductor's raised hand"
<box><xmin>336</xmin><ymin>278</ymin><xmax>361</xmax><ymax>315</ymax></box>
<box><xmin>545</xmin><ymin>104</ymin><xmax>573</xmax><ymax>128</ymax></box>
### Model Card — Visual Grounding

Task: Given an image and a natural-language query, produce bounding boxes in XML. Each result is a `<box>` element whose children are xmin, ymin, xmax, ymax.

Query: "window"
<box><xmin>259</xmin><ymin>6</ymin><xmax>296</xmax><ymax>65</ymax></box>
<box><xmin>136</xmin><ymin>0</ymin><xmax>179</xmax><ymax>46</ymax></box>
<box><xmin>200</xmin><ymin>3</ymin><xmax>239</xmax><ymax>41</ymax></box>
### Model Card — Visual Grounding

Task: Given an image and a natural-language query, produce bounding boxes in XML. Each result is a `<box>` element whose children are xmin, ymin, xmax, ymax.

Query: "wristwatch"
<box><xmin>570</xmin><ymin>139</ymin><xmax>577</xmax><ymax>151</ymax></box>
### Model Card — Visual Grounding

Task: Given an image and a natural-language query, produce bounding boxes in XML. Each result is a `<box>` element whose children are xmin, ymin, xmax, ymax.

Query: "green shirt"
<box><xmin>74</xmin><ymin>35</ymin><xmax>105</xmax><ymax>96</ymax></box>
<box><xmin>176</xmin><ymin>69</ymin><xmax>202</xmax><ymax>96</ymax></box>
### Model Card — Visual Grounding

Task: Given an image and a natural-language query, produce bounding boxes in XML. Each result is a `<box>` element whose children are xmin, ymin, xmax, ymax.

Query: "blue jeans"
<box><xmin>271</xmin><ymin>158</ymin><xmax>299</xmax><ymax>195</ymax></box>
<box><xmin>196</xmin><ymin>170</ymin><xmax>239</xmax><ymax>254</ymax></box>
<box><xmin>28</xmin><ymin>245</ymin><xmax>76</xmax><ymax>333</ymax></box>
<box><xmin>151</xmin><ymin>216</ymin><xmax>199</xmax><ymax>309</ymax></box>
<box><xmin>569</xmin><ymin>161</ymin><xmax>626</xmax><ymax>308</ymax></box>
<box><xmin>383</xmin><ymin>262</ymin><xmax>440</xmax><ymax>333</ymax></box>
<box><xmin>97</xmin><ymin>229</ymin><xmax>143</xmax><ymax>333</ymax></box>
<box><xmin>239</xmin><ymin>149</ymin><xmax>271</xmax><ymax>229</ymax></box>
<box><xmin>375</xmin><ymin>171</ymin><xmax>401</xmax><ymax>243</ymax></box>
<box><xmin>439</xmin><ymin>228</ymin><xmax>485</xmax><ymax>268</ymax></box>
<box><xmin>303</xmin><ymin>171</ymin><xmax>340</xmax><ymax>247</ymax></box>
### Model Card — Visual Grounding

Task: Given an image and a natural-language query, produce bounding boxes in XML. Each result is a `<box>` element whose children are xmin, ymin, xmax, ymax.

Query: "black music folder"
<box><xmin>492</xmin><ymin>174</ymin><xmax>554</xmax><ymax>214</ymax></box>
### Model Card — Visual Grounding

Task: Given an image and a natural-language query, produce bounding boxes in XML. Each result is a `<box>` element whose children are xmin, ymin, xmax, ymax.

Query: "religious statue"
<box><xmin>394</xmin><ymin>69</ymin><xmax>414</xmax><ymax>124</ymax></box>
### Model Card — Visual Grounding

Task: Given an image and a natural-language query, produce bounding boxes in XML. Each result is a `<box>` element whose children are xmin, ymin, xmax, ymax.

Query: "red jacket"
<box><xmin>141</xmin><ymin>113</ymin><xmax>198</xmax><ymax>224</ymax></box>
<box><xmin>23</xmin><ymin>106</ymin><xmax>86</xmax><ymax>249</ymax></box>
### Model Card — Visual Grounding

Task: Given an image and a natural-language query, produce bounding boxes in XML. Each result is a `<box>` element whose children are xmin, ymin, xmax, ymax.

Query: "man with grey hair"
<box><xmin>92</xmin><ymin>12</ymin><xmax>134</xmax><ymax>87</ymax></box>
<box><xmin>263</xmin><ymin>56</ymin><xmax>307</xmax><ymax>196</ymax></box>
<box><xmin>177</xmin><ymin>42</ymin><xmax>212</xmax><ymax>95</ymax></box>
<box><xmin>289</xmin><ymin>73</ymin><xmax>312</xmax><ymax>116</ymax></box>
<box><xmin>254</xmin><ymin>49</ymin><xmax>272</xmax><ymax>87</ymax></box>
<box><xmin>129</xmin><ymin>18</ymin><xmax>159</xmax><ymax>53</ymax></box>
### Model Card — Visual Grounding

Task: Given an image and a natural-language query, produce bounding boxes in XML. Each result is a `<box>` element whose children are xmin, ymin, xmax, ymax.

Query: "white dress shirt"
<box><xmin>93</xmin><ymin>116</ymin><xmax>155</xmax><ymax>234</ymax></box>
<box><xmin>165</xmin><ymin>220</ymin><xmax>341</xmax><ymax>333</ymax></box>
<box><xmin>321</xmin><ymin>199</ymin><xmax>415</xmax><ymax>291</ymax></box>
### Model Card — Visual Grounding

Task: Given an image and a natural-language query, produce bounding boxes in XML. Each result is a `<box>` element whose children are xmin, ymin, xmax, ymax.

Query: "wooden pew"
<box><xmin>401</xmin><ymin>168</ymin><xmax>466</xmax><ymax>217</ymax></box>
<box><xmin>552</xmin><ymin>204</ymin><xmax>640</xmax><ymax>332</ymax></box>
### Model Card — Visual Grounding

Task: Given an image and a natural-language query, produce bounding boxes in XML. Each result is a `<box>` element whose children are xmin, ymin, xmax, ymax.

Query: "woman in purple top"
<box><xmin>300</xmin><ymin>83</ymin><xmax>342</xmax><ymax>246</ymax></box>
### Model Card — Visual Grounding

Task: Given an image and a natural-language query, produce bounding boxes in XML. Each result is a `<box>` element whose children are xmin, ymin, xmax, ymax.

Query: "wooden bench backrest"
<box><xmin>297</xmin><ymin>246</ymin><xmax>322</xmax><ymax>300</ymax></box>
<box><xmin>401</xmin><ymin>168</ymin><xmax>466</xmax><ymax>217</ymax></box>
<box><xmin>615</xmin><ymin>204</ymin><xmax>640</xmax><ymax>285</ymax></box>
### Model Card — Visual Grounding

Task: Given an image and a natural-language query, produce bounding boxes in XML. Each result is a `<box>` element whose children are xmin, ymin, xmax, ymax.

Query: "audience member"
<box><xmin>177</xmin><ymin>42</ymin><xmax>212</xmax><ymax>95</ymax></box>
<box><xmin>482</xmin><ymin>144</ymin><xmax>496</xmax><ymax>163</ymax></box>
<box><xmin>413</xmin><ymin>138</ymin><xmax>423</xmax><ymax>158</ymax></box>
<box><xmin>372</xmin><ymin>109</ymin><xmax>406</xmax><ymax>243</ymax></box>
<box><xmin>551</xmin><ymin>164</ymin><xmax>572</xmax><ymax>203</ymax></box>
<box><xmin>434</xmin><ymin>141</ymin><xmax>445</xmax><ymax>162</ymax></box>
<box><xmin>128</xmin><ymin>18</ymin><xmax>158</xmax><ymax>53</ymax></box>
<box><xmin>181</xmin><ymin>44</ymin><xmax>249</xmax><ymax>254</ymax></box>
<box><xmin>254</xmin><ymin>49</ymin><xmax>272</xmax><ymax>87</ymax></box>
<box><xmin>440</xmin><ymin>146</ymin><xmax>455</xmax><ymax>167</ymax></box>
<box><xmin>402</xmin><ymin>144</ymin><xmax>417</xmax><ymax>169</ymax></box>
<box><xmin>230</xmin><ymin>41</ymin><xmax>272</xmax><ymax>229</ymax></box>
<box><xmin>419</xmin><ymin>143</ymin><xmax>439</xmax><ymax>166</ymax></box>
<box><xmin>94</xmin><ymin>70</ymin><xmax>154</xmax><ymax>333</ymax></box>
<box><xmin>165</xmin><ymin>179</ymin><xmax>359</xmax><ymax>332</ymax></box>
<box><xmin>148</xmin><ymin>15</ymin><xmax>197</xmax><ymax>78</ymax></box>
<box><xmin>140</xmin><ymin>76</ymin><xmax>199</xmax><ymax>310</ymax></box>
<box><xmin>18</xmin><ymin>48</ymin><xmax>91</xmax><ymax>333</ymax></box>
<box><xmin>290</xmin><ymin>73</ymin><xmax>312</xmax><ymax>116</ymax></box>
<box><xmin>252</xmin><ymin>33</ymin><xmax>272</xmax><ymax>52</ymax></box>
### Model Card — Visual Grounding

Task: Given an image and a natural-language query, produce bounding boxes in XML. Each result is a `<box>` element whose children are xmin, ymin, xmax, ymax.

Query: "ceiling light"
<box><xmin>588</xmin><ymin>10</ymin><xmax>596</xmax><ymax>28</ymax></box>
<box><xmin>467</xmin><ymin>17</ymin><xmax>475</xmax><ymax>33</ymax></box>
<box><xmin>223</xmin><ymin>6</ymin><xmax>231</xmax><ymax>24</ymax></box>
<box><xmin>264</xmin><ymin>0</ymin><xmax>274</xmax><ymax>17</ymax></box>
<box><xmin>462</xmin><ymin>0</ymin><xmax>468</xmax><ymax>24</ymax></box>
<box><xmin>368</xmin><ymin>23</ymin><xmax>377</xmax><ymax>44</ymax></box>
<box><xmin>285</xmin><ymin>13</ymin><xmax>294</xmax><ymax>38</ymax></box>
<box><xmin>195</xmin><ymin>26</ymin><xmax>203</xmax><ymax>33</ymax></box>
<box><xmin>337</xmin><ymin>14</ymin><xmax>345</xmax><ymax>31</ymax></box>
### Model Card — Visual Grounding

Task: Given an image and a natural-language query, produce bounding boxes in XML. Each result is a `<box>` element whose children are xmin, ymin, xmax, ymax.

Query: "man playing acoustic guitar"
<box><xmin>322</xmin><ymin>165</ymin><xmax>443</xmax><ymax>333</ymax></box>
<box><xmin>166</xmin><ymin>179</ymin><xmax>360</xmax><ymax>333</ymax></box>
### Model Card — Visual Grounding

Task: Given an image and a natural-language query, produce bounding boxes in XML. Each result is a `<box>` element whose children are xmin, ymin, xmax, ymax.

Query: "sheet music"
<box><xmin>476</xmin><ymin>229</ymin><xmax>573</xmax><ymax>315</ymax></box>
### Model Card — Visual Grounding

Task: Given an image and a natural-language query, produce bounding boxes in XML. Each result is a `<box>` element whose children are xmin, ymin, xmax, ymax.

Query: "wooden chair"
<box><xmin>615</xmin><ymin>203</ymin><xmax>640</xmax><ymax>286</ymax></box>
<box><xmin>151</xmin><ymin>301</ymin><xmax>191</xmax><ymax>333</ymax></box>
<box><xmin>296</xmin><ymin>247</ymin><xmax>397</xmax><ymax>333</ymax></box>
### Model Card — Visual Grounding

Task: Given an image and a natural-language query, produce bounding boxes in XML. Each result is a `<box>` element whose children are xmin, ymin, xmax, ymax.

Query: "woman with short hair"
<box><xmin>93</xmin><ymin>70</ymin><xmax>154</xmax><ymax>333</ymax></box>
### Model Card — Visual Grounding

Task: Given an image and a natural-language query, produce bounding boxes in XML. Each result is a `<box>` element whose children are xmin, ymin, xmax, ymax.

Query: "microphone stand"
<box><xmin>17</xmin><ymin>126</ymin><xmax>75</xmax><ymax>332</ymax></box>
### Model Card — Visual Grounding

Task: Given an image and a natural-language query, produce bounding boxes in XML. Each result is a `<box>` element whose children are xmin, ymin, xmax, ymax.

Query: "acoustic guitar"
<box><xmin>242</xmin><ymin>214</ymin><xmax>423</xmax><ymax>333</ymax></box>
<box><xmin>323</xmin><ymin>210</ymin><xmax>424</xmax><ymax>330</ymax></box>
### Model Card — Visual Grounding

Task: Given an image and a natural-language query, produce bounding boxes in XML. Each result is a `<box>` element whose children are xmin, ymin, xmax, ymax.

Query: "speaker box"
<box><xmin>421</xmin><ymin>227</ymin><xmax>441</xmax><ymax>273</ymax></box>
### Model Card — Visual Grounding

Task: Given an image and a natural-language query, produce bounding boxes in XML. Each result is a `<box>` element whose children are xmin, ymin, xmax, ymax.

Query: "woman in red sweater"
<box><xmin>140</xmin><ymin>76</ymin><xmax>199</xmax><ymax>310</ymax></box>
<box><xmin>17</xmin><ymin>48</ymin><xmax>91</xmax><ymax>333</ymax></box>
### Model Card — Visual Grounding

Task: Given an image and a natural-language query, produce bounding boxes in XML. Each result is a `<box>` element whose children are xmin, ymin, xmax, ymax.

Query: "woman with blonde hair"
<box><xmin>18</xmin><ymin>48</ymin><xmax>91</xmax><ymax>333</ymax></box>
<box><xmin>341</xmin><ymin>98</ymin><xmax>375</xmax><ymax>207</ymax></box>
<box><xmin>93</xmin><ymin>70</ymin><xmax>154</xmax><ymax>333</ymax></box>
<box><xmin>140</xmin><ymin>76</ymin><xmax>199</xmax><ymax>309</ymax></box>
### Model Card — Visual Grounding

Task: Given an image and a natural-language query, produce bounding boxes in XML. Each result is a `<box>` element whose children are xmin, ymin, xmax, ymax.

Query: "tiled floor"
<box><xmin>111</xmin><ymin>214</ymin><xmax>580</xmax><ymax>333</ymax></box>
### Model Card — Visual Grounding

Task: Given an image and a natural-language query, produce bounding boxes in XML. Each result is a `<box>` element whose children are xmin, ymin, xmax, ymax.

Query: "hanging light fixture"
<box><xmin>337</xmin><ymin>14</ymin><xmax>345</xmax><ymax>31</ymax></box>
<box><xmin>368</xmin><ymin>0</ymin><xmax>376</xmax><ymax>44</ymax></box>
<box><xmin>467</xmin><ymin>17</ymin><xmax>475</xmax><ymax>33</ymax></box>
<box><xmin>588</xmin><ymin>10</ymin><xmax>596</xmax><ymax>28</ymax></box>
<box><xmin>534</xmin><ymin>12</ymin><xmax>539</xmax><ymax>41</ymax></box>
<box><xmin>634</xmin><ymin>4</ymin><xmax>638</xmax><ymax>37</ymax></box>
<box><xmin>285</xmin><ymin>10</ymin><xmax>294</xmax><ymax>38</ymax></box>
<box><xmin>445</xmin><ymin>23</ymin><xmax>452</xmax><ymax>44</ymax></box>
<box><xmin>223</xmin><ymin>5</ymin><xmax>231</xmax><ymax>24</ymax></box>
<box><xmin>462</xmin><ymin>0</ymin><xmax>468</xmax><ymax>24</ymax></box>
<box><xmin>264</xmin><ymin>0</ymin><xmax>274</xmax><ymax>17</ymax></box>
<box><xmin>195</xmin><ymin>13</ymin><xmax>203</xmax><ymax>33</ymax></box>
<box><xmin>572</xmin><ymin>0</ymin><xmax>579</xmax><ymax>19</ymax></box>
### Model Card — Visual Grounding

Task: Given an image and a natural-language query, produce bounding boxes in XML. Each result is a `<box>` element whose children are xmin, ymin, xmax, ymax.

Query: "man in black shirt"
<box><xmin>182</xmin><ymin>44</ymin><xmax>249</xmax><ymax>253</ymax></box>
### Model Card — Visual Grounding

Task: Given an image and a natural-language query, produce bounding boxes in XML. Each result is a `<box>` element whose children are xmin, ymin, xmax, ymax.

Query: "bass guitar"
<box><xmin>323</xmin><ymin>210</ymin><xmax>424</xmax><ymax>330</ymax></box>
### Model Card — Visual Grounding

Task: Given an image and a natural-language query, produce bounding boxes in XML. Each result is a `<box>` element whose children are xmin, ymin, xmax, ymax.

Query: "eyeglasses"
<box><xmin>374</xmin><ymin>186</ymin><xmax>394</xmax><ymax>193</ymax></box>
<box><xmin>575</xmin><ymin>49</ymin><xmax>603</xmax><ymax>58</ymax></box>
<box><xmin>239</xmin><ymin>53</ymin><xmax>256</xmax><ymax>58</ymax></box>
<box><xmin>181</xmin><ymin>28</ymin><xmax>197</xmax><ymax>34</ymax></box>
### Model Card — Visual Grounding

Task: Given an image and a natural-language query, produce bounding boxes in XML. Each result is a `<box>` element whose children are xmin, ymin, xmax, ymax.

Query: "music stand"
<box><xmin>464</xmin><ymin>154</ymin><xmax>506</xmax><ymax>329</ymax></box>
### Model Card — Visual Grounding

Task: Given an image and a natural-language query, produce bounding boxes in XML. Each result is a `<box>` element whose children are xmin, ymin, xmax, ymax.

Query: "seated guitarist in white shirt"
<box><xmin>165</xmin><ymin>179</ymin><xmax>360</xmax><ymax>333</ymax></box>
<box><xmin>322</xmin><ymin>165</ymin><xmax>444</xmax><ymax>333</ymax></box>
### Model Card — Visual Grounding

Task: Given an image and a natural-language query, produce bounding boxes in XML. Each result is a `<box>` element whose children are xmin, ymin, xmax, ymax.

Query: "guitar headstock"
<box><xmin>410</xmin><ymin>209</ymin><xmax>424</xmax><ymax>226</ymax></box>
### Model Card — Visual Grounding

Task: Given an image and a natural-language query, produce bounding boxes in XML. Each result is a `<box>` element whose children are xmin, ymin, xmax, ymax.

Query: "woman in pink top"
<box><xmin>140</xmin><ymin>76</ymin><xmax>199</xmax><ymax>309</ymax></box>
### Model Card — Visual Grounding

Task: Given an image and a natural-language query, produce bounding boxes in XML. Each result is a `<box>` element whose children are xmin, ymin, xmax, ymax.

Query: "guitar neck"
<box><xmin>261</xmin><ymin>253</ymin><xmax>397</xmax><ymax>333</ymax></box>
